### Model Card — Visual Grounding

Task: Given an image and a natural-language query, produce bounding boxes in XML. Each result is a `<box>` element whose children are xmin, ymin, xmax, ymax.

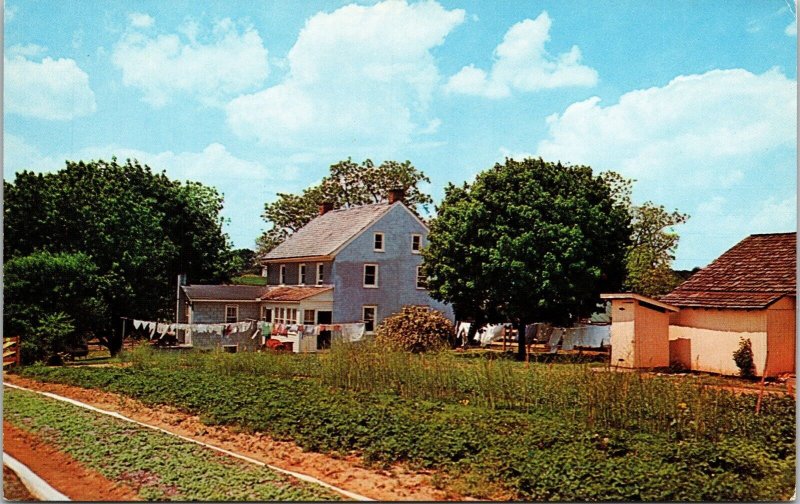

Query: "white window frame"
<box><xmin>261</xmin><ymin>266</ymin><xmax>268</xmax><ymax>278</ymax></box>
<box><xmin>225</xmin><ymin>305</ymin><xmax>239</xmax><ymax>323</ymax></box>
<box><xmin>299</xmin><ymin>263</ymin><xmax>307</xmax><ymax>285</ymax></box>
<box><xmin>303</xmin><ymin>309</ymin><xmax>316</xmax><ymax>325</ymax></box>
<box><xmin>411</xmin><ymin>234</ymin><xmax>422</xmax><ymax>254</ymax></box>
<box><xmin>363</xmin><ymin>263</ymin><xmax>379</xmax><ymax>288</ymax></box>
<box><xmin>415</xmin><ymin>265</ymin><xmax>427</xmax><ymax>290</ymax></box>
<box><xmin>316</xmin><ymin>263</ymin><xmax>324</xmax><ymax>285</ymax></box>
<box><xmin>373</xmin><ymin>232</ymin><xmax>385</xmax><ymax>252</ymax></box>
<box><xmin>280</xmin><ymin>264</ymin><xmax>287</xmax><ymax>285</ymax></box>
<box><xmin>362</xmin><ymin>305</ymin><xmax>377</xmax><ymax>333</ymax></box>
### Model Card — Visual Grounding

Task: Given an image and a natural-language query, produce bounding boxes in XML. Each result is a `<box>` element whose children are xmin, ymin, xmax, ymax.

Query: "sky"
<box><xmin>4</xmin><ymin>0</ymin><xmax>797</xmax><ymax>269</ymax></box>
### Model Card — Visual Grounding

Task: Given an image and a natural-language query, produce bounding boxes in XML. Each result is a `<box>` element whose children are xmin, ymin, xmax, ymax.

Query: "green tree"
<box><xmin>624</xmin><ymin>202</ymin><xmax>689</xmax><ymax>297</ymax></box>
<box><xmin>3</xmin><ymin>252</ymin><xmax>109</xmax><ymax>363</ymax></box>
<box><xmin>258</xmin><ymin>158</ymin><xmax>432</xmax><ymax>253</ymax></box>
<box><xmin>4</xmin><ymin>159</ymin><xmax>235</xmax><ymax>355</ymax></box>
<box><xmin>423</xmin><ymin>158</ymin><xmax>632</xmax><ymax>359</ymax></box>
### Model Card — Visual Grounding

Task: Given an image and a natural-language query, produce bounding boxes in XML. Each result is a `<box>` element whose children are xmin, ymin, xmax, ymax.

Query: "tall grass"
<box><xmin>123</xmin><ymin>342</ymin><xmax>793</xmax><ymax>442</ymax></box>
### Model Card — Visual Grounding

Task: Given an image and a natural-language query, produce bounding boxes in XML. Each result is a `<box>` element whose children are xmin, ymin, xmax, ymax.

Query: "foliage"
<box><xmin>21</xmin><ymin>358</ymin><xmax>795</xmax><ymax>501</ymax></box>
<box><xmin>375</xmin><ymin>306</ymin><xmax>453</xmax><ymax>352</ymax></box>
<box><xmin>231</xmin><ymin>274</ymin><xmax>268</xmax><ymax>286</ymax></box>
<box><xmin>4</xmin><ymin>251</ymin><xmax>109</xmax><ymax>363</ymax></box>
<box><xmin>4</xmin><ymin>159</ymin><xmax>236</xmax><ymax>354</ymax></box>
<box><xmin>229</xmin><ymin>248</ymin><xmax>261</xmax><ymax>276</ymax></box>
<box><xmin>423</xmin><ymin>158</ymin><xmax>631</xmax><ymax>357</ymax></box>
<box><xmin>258</xmin><ymin>158</ymin><xmax>432</xmax><ymax>253</ymax></box>
<box><xmin>4</xmin><ymin>389</ymin><xmax>340</xmax><ymax>501</ymax></box>
<box><xmin>732</xmin><ymin>338</ymin><xmax>756</xmax><ymax>378</ymax></box>
<box><xmin>624</xmin><ymin>202</ymin><xmax>690</xmax><ymax>297</ymax></box>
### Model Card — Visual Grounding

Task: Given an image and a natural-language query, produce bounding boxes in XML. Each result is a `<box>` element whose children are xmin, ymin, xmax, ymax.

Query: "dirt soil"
<box><xmin>4</xmin><ymin>464</ymin><xmax>37</xmax><ymax>501</ymax></box>
<box><xmin>3</xmin><ymin>421</ymin><xmax>140</xmax><ymax>501</ymax></box>
<box><xmin>5</xmin><ymin>374</ymin><xmax>465</xmax><ymax>501</ymax></box>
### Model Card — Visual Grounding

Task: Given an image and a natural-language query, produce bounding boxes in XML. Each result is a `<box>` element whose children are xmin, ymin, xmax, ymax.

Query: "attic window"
<box><xmin>411</xmin><ymin>234</ymin><xmax>422</xmax><ymax>253</ymax></box>
<box><xmin>374</xmin><ymin>232</ymin><xmax>385</xmax><ymax>252</ymax></box>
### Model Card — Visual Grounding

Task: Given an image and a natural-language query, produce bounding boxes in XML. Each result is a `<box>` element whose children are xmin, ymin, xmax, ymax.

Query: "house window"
<box><xmin>362</xmin><ymin>305</ymin><xmax>377</xmax><ymax>332</ymax></box>
<box><xmin>363</xmin><ymin>264</ymin><xmax>378</xmax><ymax>287</ymax></box>
<box><xmin>280</xmin><ymin>264</ymin><xmax>287</xmax><ymax>284</ymax></box>
<box><xmin>225</xmin><ymin>305</ymin><xmax>239</xmax><ymax>323</ymax></box>
<box><xmin>299</xmin><ymin>264</ymin><xmax>307</xmax><ymax>285</ymax></box>
<box><xmin>303</xmin><ymin>309</ymin><xmax>316</xmax><ymax>325</ymax></box>
<box><xmin>261</xmin><ymin>306</ymin><xmax>272</xmax><ymax>322</ymax></box>
<box><xmin>316</xmin><ymin>264</ymin><xmax>324</xmax><ymax>285</ymax></box>
<box><xmin>416</xmin><ymin>265</ymin><xmax>427</xmax><ymax>289</ymax></box>
<box><xmin>374</xmin><ymin>232</ymin><xmax>385</xmax><ymax>252</ymax></box>
<box><xmin>261</xmin><ymin>266</ymin><xmax>268</xmax><ymax>278</ymax></box>
<box><xmin>274</xmin><ymin>307</ymin><xmax>298</xmax><ymax>325</ymax></box>
<box><xmin>411</xmin><ymin>234</ymin><xmax>422</xmax><ymax>253</ymax></box>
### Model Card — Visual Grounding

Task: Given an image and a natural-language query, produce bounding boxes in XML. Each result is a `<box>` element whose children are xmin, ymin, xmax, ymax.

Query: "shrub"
<box><xmin>375</xmin><ymin>306</ymin><xmax>453</xmax><ymax>352</ymax></box>
<box><xmin>732</xmin><ymin>338</ymin><xmax>755</xmax><ymax>378</ymax></box>
<box><xmin>20</xmin><ymin>312</ymin><xmax>77</xmax><ymax>365</ymax></box>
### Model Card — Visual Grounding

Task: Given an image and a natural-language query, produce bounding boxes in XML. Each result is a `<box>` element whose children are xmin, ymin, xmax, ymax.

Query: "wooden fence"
<box><xmin>3</xmin><ymin>336</ymin><xmax>21</xmax><ymax>369</ymax></box>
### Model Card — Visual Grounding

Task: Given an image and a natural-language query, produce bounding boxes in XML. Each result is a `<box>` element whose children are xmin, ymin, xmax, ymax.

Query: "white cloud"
<box><xmin>225</xmin><ymin>0</ymin><xmax>465</xmax><ymax>149</ymax></box>
<box><xmin>4</xmin><ymin>52</ymin><xmax>96</xmax><ymax>120</ymax></box>
<box><xmin>444</xmin><ymin>12</ymin><xmax>597</xmax><ymax>98</ymax></box>
<box><xmin>7</xmin><ymin>43</ymin><xmax>46</xmax><ymax>57</ymax></box>
<box><xmin>129</xmin><ymin>12</ymin><xmax>155</xmax><ymax>29</ymax></box>
<box><xmin>112</xmin><ymin>16</ymin><xmax>268</xmax><ymax>107</ymax></box>
<box><xmin>786</xmin><ymin>18</ymin><xmax>797</xmax><ymax>36</ymax></box>
<box><xmin>5</xmin><ymin>4</ymin><xmax>19</xmax><ymax>23</ymax></box>
<box><xmin>535</xmin><ymin>67</ymin><xmax>796</xmax><ymax>268</ymax></box>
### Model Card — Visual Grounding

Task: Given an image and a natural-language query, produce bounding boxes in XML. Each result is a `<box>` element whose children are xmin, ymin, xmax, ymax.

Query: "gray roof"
<box><xmin>182</xmin><ymin>285</ymin><xmax>267</xmax><ymax>301</ymax></box>
<box><xmin>262</xmin><ymin>203</ymin><xmax>394</xmax><ymax>260</ymax></box>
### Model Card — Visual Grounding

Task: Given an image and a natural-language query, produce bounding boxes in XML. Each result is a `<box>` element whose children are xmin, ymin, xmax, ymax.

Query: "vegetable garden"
<box><xmin>11</xmin><ymin>344</ymin><xmax>796</xmax><ymax>501</ymax></box>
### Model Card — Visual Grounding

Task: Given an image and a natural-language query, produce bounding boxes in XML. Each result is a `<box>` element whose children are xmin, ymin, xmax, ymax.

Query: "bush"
<box><xmin>375</xmin><ymin>306</ymin><xmax>453</xmax><ymax>352</ymax></box>
<box><xmin>20</xmin><ymin>312</ymin><xmax>77</xmax><ymax>365</ymax></box>
<box><xmin>732</xmin><ymin>338</ymin><xmax>755</xmax><ymax>378</ymax></box>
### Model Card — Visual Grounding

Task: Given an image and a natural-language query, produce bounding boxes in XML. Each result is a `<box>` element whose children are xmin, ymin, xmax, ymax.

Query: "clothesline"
<box><xmin>128</xmin><ymin>319</ymin><xmax>367</xmax><ymax>343</ymax></box>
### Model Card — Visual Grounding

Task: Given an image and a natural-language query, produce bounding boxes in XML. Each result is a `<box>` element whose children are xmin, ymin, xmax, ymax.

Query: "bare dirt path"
<box><xmin>5</xmin><ymin>374</ymin><xmax>463</xmax><ymax>501</ymax></box>
<box><xmin>4</xmin><ymin>464</ymin><xmax>37</xmax><ymax>501</ymax></box>
<box><xmin>3</xmin><ymin>421</ymin><xmax>140</xmax><ymax>501</ymax></box>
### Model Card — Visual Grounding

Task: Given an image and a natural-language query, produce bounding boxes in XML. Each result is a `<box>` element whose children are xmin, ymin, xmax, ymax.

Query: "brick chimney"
<box><xmin>388</xmin><ymin>188</ymin><xmax>405</xmax><ymax>204</ymax></box>
<box><xmin>319</xmin><ymin>202</ymin><xmax>334</xmax><ymax>216</ymax></box>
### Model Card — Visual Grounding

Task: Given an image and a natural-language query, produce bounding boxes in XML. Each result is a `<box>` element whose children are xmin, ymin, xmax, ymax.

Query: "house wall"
<box><xmin>188</xmin><ymin>301</ymin><xmax>261</xmax><ymax>324</ymax></box>
<box><xmin>610</xmin><ymin>299</ymin><xmax>635</xmax><ymax>367</ymax></box>
<box><xmin>668</xmin><ymin>308</ymin><xmax>768</xmax><ymax>376</ymax></box>
<box><xmin>765</xmin><ymin>296</ymin><xmax>796</xmax><ymax>376</ymax></box>
<box><xmin>263</xmin><ymin>261</ymin><xmax>333</xmax><ymax>286</ymax></box>
<box><xmin>331</xmin><ymin>203</ymin><xmax>454</xmax><ymax>326</ymax></box>
<box><xmin>633</xmin><ymin>302</ymin><xmax>670</xmax><ymax>368</ymax></box>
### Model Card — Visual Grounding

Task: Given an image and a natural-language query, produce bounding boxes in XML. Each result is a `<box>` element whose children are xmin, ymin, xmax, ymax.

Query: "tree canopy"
<box><xmin>423</xmin><ymin>158</ymin><xmax>632</xmax><ymax>358</ymax></box>
<box><xmin>4</xmin><ymin>159</ymin><xmax>236</xmax><ymax>355</ymax></box>
<box><xmin>258</xmin><ymin>158</ymin><xmax>432</xmax><ymax>253</ymax></box>
<box><xmin>624</xmin><ymin>202</ymin><xmax>689</xmax><ymax>297</ymax></box>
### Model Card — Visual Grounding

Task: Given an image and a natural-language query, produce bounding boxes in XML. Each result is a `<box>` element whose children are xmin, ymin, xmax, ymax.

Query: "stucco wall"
<box><xmin>765</xmin><ymin>297</ymin><xmax>796</xmax><ymax>376</ymax></box>
<box><xmin>189</xmin><ymin>302</ymin><xmax>261</xmax><ymax>324</ymax></box>
<box><xmin>610</xmin><ymin>300</ymin><xmax>635</xmax><ymax>367</ymax></box>
<box><xmin>634</xmin><ymin>302</ymin><xmax>670</xmax><ymax>368</ymax></box>
<box><xmin>332</xmin><ymin>203</ymin><xmax>454</xmax><ymax>326</ymax></box>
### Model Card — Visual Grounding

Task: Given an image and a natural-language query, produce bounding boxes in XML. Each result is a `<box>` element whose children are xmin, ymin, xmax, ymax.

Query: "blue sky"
<box><xmin>4</xmin><ymin>0</ymin><xmax>797</xmax><ymax>269</ymax></box>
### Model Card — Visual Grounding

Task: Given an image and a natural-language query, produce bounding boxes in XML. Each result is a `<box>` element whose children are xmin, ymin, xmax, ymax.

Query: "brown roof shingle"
<box><xmin>661</xmin><ymin>232</ymin><xmax>796</xmax><ymax>309</ymax></box>
<box><xmin>183</xmin><ymin>284</ymin><xmax>333</xmax><ymax>302</ymax></box>
<box><xmin>262</xmin><ymin>203</ymin><xmax>394</xmax><ymax>260</ymax></box>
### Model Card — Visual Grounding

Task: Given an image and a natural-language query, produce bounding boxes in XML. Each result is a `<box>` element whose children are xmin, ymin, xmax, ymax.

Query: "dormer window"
<box><xmin>280</xmin><ymin>264</ymin><xmax>287</xmax><ymax>284</ymax></box>
<box><xmin>374</xmin><ymin>232</ymin><xmax>385</xmax><ymax>252</ymax></box>
<box><xmin>411</xmin><ymin>234</ymin><xmax>422</xmax><ymax>253</ymax></box>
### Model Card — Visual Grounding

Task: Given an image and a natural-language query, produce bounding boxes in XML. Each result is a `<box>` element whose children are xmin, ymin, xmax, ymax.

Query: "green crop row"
<box><xmin>19</xmin><ymin>362</ymin><xmax>796</xmax><ymax>501</ymax></box>
<box><xmin>3</xmin><ymin>387</ymin><xmax>342</xmax><ymax>501</ymax></box>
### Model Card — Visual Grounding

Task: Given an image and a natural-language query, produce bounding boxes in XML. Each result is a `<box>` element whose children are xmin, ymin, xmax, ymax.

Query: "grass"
<box><xmin>231</xmin><ymin>275</ymin><xmax>268</xmax><ymax>286</ymax></box>
<box><xmin>3</xmin><ymin>387</ymin><xmax>341</xmax><ymax>501</ymax></box>
<box><xmin>18</xmin><ymin>344</ymin><xmax>797</xmax><ymax>501</ymax></box>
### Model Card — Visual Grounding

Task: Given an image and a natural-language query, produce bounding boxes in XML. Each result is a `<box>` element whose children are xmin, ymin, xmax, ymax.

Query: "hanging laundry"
<box><xmin>478</xmin><ymin>324</ymin><xmax>505</xmax><ymax>347</ymax></box>
<box><xmin>341</xmin><ymin>323</ymin><xmax>366</xmax><ymax>342</ymax></box>
<box><xmin>547</xmin><ymin>328</ymin><xmax>562</xmax><ymax>353</ymax></box>
<box><xmin>133</xmin><ymin>320</ymin><xmax>144</xmax><ymax>330</ymax></box>
<box><xmin>524</xmin><ymin>324</ymin><xmax>539</xmax><ymax>344</ymax></box>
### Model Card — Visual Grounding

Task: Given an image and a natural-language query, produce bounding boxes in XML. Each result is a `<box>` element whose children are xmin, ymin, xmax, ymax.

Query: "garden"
<box><xmin>11</xmin><ymin>341</ymin><xmax>796</xmax><ymax>501</ymax></box>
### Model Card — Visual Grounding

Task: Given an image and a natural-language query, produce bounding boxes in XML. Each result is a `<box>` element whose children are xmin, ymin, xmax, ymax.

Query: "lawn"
<box><xmin>17</xmin><ymin>344</ymin><xmax>796</xmax><ymax>501</ymax></box>
<box><xmin>3</xmin><ymin>387</ymin><xmax>342</xmax><ymax>501</ymax></box>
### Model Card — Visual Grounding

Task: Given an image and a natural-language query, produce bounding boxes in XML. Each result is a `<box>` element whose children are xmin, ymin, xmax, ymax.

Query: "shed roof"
<box><xmin>262</xmin><ymin>203</ymin><xmax>394</xmax><ymax>260</ymax></box>
<box><xmin>660</xmin><ymin>232</ymin><xmax>796</xmax><ymax>309</ymax></box>
<box><xmin>183</xmin><ymin>284</ymin><xmax>333</xmax><ymax>302</ymax></box>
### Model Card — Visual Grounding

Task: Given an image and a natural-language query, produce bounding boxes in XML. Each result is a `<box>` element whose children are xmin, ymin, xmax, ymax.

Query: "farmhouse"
<box><xmin>178</xmin><ymin>189</ymin><xmax>453</xmax><ymax>337</ymax></box>
<box><xmin>603</xmin><ymin>232</ymin><xmax>796</xmax><ymax>376</ymax></box>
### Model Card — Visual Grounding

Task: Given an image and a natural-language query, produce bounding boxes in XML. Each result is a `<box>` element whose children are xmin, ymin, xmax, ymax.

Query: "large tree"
<box><xmin>624</xmin><ymin>202</ymin><xmax>689</xmax><ymax>297</ymax></box>
<box><xmin>258</xmin><ymin>158</ymin><xmax>432</xmax><ymax>253</ymax></box>
<box><xmin>4</xmin><ymin>159</ymin><xmax>235</xmax><ymax>355</ymax></box>
<box><xmin>423</xmin><ymin>158</ymin><xmax>632</xmax><ymax>359</ymax></box>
